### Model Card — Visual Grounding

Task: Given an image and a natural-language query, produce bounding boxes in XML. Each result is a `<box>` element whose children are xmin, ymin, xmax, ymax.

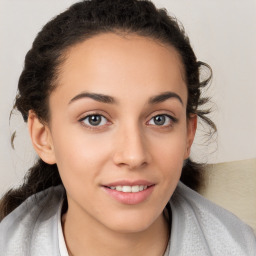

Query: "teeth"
<box><xmin>116</xmin><ymin>186</ymin><xmax>122</xmax><ymax>191</ymax></box>
<box><xmin>131</xmin><ymin>185</ymin><xmax>139</xmax><ymax>192</ymax></box>
<box><xmin>109</xmin><ymin>185</ymin><xmax>148</xmax><ymax>193</ymax></box>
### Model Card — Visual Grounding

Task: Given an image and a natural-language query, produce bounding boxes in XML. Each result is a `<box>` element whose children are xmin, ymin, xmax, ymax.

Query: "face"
<box><xmin>33</xmin><ymin>33</ymin><xmax>196</xmax><ymax>233</ymax></box>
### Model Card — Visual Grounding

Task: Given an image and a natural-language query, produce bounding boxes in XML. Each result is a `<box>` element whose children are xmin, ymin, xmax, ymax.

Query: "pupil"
<box><xmin>154</xmin><ymin>115</ymin><xmax>165</xmax><ymax>125</ymax></box>
<box><xmin>89</xmin><ymin>115</ymin><xmax>101</xmax><ymax>126</ymax></box>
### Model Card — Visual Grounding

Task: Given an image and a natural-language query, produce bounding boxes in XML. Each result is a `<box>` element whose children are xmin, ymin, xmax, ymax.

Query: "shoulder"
<box><xmin>0</xmin><ymin>185</ymin><xmax>64</xmax><ymax>256</ymax></box>
<box><xmin>169</xmin><ymin>182</ymin><xmax>256</xmax><ymax>256</ymax></box>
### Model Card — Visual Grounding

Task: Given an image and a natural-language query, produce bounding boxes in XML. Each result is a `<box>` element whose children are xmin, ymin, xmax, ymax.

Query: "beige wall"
<box><xmin>200</xmin><ymin>158</ymin><xmax>256</xmax><ymax>232</ymax></box>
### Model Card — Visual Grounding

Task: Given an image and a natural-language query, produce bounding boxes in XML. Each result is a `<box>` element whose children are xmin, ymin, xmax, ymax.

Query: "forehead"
<box><xmin>52</xmin><ymin>33</ymin><xmax>187</xmax><ymax>104</ymax></box>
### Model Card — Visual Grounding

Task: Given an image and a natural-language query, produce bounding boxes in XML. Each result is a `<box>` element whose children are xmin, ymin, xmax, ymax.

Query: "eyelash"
<box><xmin>79</xmin><ymin>113</ymin><xmax>178</xmax><ymax>130</ymax></box>
<box><xmin>147</xmin><ymin>114</ymin><xmax>178</xmax><ymax>128</ymax></box>
<box><xmin>79</xmin><ymin>114</ymin><xmax>110</xmax><ymax>130</ymax></box>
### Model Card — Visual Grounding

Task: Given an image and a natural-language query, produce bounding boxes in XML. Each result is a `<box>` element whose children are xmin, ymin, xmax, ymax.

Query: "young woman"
<box><xmin>0</xmin><ymin>0</ymin><xmax>255</xmax><ymax>255</ymax></box>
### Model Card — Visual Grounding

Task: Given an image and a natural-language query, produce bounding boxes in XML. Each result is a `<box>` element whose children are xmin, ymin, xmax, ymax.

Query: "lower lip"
<box><xmin>102</xmin><ymin>185</ymin><xmax>155</xmax><ymax>205</ymax></box>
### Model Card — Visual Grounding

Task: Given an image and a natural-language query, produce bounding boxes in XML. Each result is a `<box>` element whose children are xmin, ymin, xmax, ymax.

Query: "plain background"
<box><xmin>0</xmin><ymin>0</ymin><xmax>255</xmax><ymax>196</ymax></box>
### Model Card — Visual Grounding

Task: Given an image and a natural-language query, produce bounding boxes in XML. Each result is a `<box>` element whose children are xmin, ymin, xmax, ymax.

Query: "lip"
<box><xmin>103</xmin><ymin>180</ymin><xmax>154</xmax><ymax>187</ymax></box>
<box><xmin>102</xmin><ymin>180</ymin><xmax>155</xmax><ymax>205</ymax></box>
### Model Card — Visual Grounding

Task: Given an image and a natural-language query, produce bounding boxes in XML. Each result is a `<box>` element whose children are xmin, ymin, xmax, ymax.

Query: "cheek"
<box><xmin>150</xmin><ymin>126</ymin><xmax>188</xmax><ymax>164</ymax></box>
<box><xmin>50</xmin><ymin>123</ymin><xmax>113</xmax><ymax>187</ymax></box>
<box><xmin>149</xmin><ymin>126</ymin><xmax>187</xmax><ymax>185</ymax></box>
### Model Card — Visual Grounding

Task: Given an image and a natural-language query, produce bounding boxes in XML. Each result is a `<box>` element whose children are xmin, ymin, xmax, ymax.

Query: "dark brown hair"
<box><xmin>0</xmin><ymin>0</ymin><xmax>216</xmax><ymax>221</ymax></box>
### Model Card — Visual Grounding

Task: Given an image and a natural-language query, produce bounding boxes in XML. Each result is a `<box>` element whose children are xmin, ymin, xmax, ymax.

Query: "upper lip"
<box><xmin>103</xmin><ymin>180</ymin><xmax>155</xmax><ymax>187</ymax></box>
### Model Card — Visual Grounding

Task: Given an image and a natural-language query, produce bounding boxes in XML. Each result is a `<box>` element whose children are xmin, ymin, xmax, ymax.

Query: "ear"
<box><xmin>184</xmin><ymin>114</ymin><xmax>197</xmax><ymax>159</ymax></box>
<box><xmin>27</xmin><ymin>110</ymin><xmax>56</xmax><ymax>164</ymax></box>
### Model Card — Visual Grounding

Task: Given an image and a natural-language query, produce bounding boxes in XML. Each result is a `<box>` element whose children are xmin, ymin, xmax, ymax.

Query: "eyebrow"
<box><xmin>149</xmin><ymin>91</ymin><xmax>183</xmax><ymax>105</ymax></box>
<box><xmin>69</xmin><ymin>92</ymin><xmax>116</xmax><ymax>104</ymax></box>
<box><xmin>69</xmin><ymin>91</ymin><xmax>183</xmax><ymax>106</ymax></box>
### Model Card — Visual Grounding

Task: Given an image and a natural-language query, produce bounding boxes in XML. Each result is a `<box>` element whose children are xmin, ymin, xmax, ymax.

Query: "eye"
<box><xmin>80</xmin><ymin>114</ymin><xmax>108</xmax><ymax>127</ymax></box>
<box><xmin>148</xmin><ymin>114</ymin><xmax>176</xmax><ymax>126</ymax></box>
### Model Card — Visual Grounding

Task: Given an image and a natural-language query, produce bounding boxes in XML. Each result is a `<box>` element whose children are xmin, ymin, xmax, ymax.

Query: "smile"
<box><xmin>102</xmin><ymin>182</ymin><xmax>155</xmax><ymax>205</ymax></box>
<box><xmin>109</xmin><ymin>185</ymin><xmax>148</xmax><ymax>193</ymax></box>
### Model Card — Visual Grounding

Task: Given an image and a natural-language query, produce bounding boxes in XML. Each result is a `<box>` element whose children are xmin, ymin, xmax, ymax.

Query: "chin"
<box><xmin>102</xmin><ymin>210</ymin><xmax>163</xmax><ymax>234</ymax></box>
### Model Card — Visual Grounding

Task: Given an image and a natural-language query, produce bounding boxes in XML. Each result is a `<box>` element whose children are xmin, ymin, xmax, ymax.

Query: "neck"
<box><xmin>62</xmin><ymin>201</ymin><xmax>170</xmax><ymax>256</ymax></box>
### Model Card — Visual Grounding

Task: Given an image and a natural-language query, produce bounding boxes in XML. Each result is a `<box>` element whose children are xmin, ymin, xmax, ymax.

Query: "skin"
<box><xmin>28</xmin><ymin>33</ymin><xmax>197</xmax><ymax>256</ymax></box>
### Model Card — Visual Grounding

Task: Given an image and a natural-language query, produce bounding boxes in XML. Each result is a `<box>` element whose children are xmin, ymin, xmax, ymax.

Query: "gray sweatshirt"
<box><xmin>0</xmin><ymin>182</ymin><xmax>255</xmax><ymax>256</ymax></box>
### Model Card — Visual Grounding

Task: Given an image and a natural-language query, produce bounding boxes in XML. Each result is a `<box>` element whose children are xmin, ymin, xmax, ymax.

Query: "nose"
<box><xmin>112</xmin><ymin>124</ymin><xmax>150</xmax><ymax>170</ymax></box>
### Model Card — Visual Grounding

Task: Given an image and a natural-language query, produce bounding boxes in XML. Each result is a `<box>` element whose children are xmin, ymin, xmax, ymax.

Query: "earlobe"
<box><xmin>184</xmin><ymin>114</ymin><xmax>197</xmax><ymax>159</ymax></box>
<box><xmin>27</xmin><ymin>110</ymin><xmax>56</xmax><ymax>164</ymax></box>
